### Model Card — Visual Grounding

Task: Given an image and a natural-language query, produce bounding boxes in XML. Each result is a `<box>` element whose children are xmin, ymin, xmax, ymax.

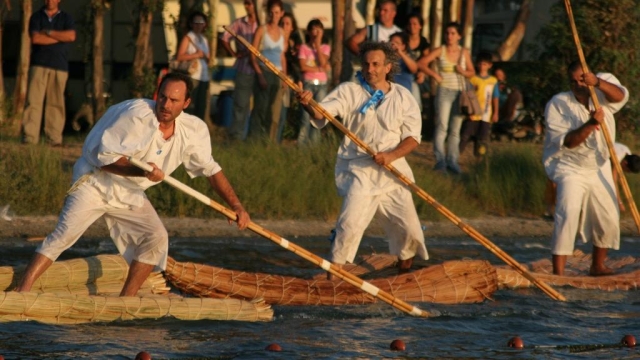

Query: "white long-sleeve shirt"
<box><xmin>73</xmin><ymin>99</ymin><xmax>221</xmax><ymax>207</ymax></box>
<box><xmin>543</xmin><ymin>73</ymin><xmax>628</xmax><ymax>179</ymax></box>
<box><xmin>312</xmin><ymin>82</ymin><xmax>422</xmax><ymax>196</ymax></box>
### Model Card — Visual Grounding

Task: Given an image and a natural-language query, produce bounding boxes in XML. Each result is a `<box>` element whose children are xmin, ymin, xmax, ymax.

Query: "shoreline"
<box><xmin>2</xmin><ymin>215</ymin><xmax>638</xmax><ymax>239</ymax></box>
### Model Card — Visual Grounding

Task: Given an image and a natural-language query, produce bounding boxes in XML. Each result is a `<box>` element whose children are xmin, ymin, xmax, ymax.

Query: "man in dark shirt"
<box><xmin>21</xmin><ymin>0</ymin><xmax>76</xmax><ymax>146</ymax></box>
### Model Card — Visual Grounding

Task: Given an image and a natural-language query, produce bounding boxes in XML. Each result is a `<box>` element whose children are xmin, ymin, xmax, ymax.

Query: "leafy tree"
<box><xmin>527</xmin><ymin>0</ymin><xmax>640</xmax><ymax>132</ymax></box>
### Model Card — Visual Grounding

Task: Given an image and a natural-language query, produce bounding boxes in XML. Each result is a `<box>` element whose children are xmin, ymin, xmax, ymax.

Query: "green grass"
<box><xmin>2</xmin><ymin>139</ymin><xmax>640</xmax><ymax>221</ymax></box>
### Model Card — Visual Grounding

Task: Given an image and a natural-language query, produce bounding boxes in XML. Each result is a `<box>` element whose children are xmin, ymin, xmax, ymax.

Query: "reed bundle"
<box><xmin>310</xmin><ymin>254</ymin><xmax>397</xmax><ymax>280</ymax></box>
<box><xmin>497</xmin><ymin>250</ymin><xmax>640</xmax><ymax>291</ymax></box>
<box><xmin>0</xmin><ymin>292</ymin><xmax>273</xmax><ymax>324</ymax></box>
<box><xmin>0</xmin><ymin>255</ymin><xmax>169</xmax><ymax>295</ymax></box>
<box><xmin>165</xmin><ymin>257</ymin><xmax>497</xmax><ymax>305</ymax></box>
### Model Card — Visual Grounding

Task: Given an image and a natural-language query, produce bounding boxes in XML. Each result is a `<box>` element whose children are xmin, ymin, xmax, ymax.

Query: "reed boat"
<box><xmin>496</xmin><ymin>249</ymin><xmax>640</xmax><ymax>291</ymax></box>
<box><xmin>164</xmin><ymin>255</ymin><xmax>498</xmax><ymax>305</ymax></box>
<box><xmin>0</xmin><ymin>255</ymin><xmax>273</xmax><ymax>324</ymax></box>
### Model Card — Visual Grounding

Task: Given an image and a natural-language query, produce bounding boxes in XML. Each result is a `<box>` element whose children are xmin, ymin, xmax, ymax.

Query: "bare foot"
<box><xmin>397</xmin><ymin>257</ymin><xmax>414</xmax><ymax>274</ymax></box>
<box><xmin>589</xmin><ymin>266</ymin><xmax>614</xmax><ymax>277</ymax></box>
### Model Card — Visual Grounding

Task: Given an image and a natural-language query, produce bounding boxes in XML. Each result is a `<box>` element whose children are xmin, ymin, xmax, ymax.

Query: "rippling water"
<box><xmin>0</xmin><ymin>234</ymin><xmax>638</xmax><ymax>359</ymax></box>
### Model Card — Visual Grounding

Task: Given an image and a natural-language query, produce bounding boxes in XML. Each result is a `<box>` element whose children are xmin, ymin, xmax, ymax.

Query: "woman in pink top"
<box><xmin>297</xmin><ymin>19</ymin><xmax>331</xmax><ymax>144</ymax></box>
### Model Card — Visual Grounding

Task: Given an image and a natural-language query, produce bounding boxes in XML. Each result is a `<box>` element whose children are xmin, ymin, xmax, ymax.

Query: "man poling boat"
<box><xmin>221</xmin><ymin>26</ymin><xmax>566</xmax><ymax>302</ymax></box>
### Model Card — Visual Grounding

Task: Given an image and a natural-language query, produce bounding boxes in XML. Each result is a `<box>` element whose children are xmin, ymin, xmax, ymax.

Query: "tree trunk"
<box><xmin>463</xmin><ymin>0</ymin><xmax>474</xmax><ymax>49</ymax></box>
<box><xmin>92</xmin><ymin>0</ymin><xmax>106</xmax><ymax>120</ymax></box>
<box><xmin>204</xmin><ymin>0</ymin><xmax>219</xmax><ymax>128</ymax></box>
<box><xmin>178</xmin><ymin>0</ymin><xmax>197</xmax><ymax>40</ymax></box>
<box><xmin>496</xmin><ymin>0</ymin><xmax>531</xmax><ymax>61</ymax></box>
<box><xmin>421</xmin><ymin>0</ymin><xmax>431</xmax><ymax>40</ymax></box>
<box><xmin>450</xmin><ymin>0</ymin><xmax>460</xmax><ymax>22</ymax></box>
<box><xmin>0</xmin><ymin>2</ymin><xmax>6</xmax><ymax>126</ymax></box>
<box><xmin>431</xmin><ymin>0</ymin><xmax>443</xmax><ymax>95</ymax></box>
<box><xmin>131</xmin><ymin>1</ymin><xmax>153</xmax><ymax>98</ymax></box>
<box><xmin>330</xmin><ymin>0</ymin><xmax>345</xmax><ymax>88</ymax></box>
<box><xmin>11</xmin><ymin>0</ymin><xmax>31</xmax><ymax>130</ymax></box>
<box><xmin>365</xmin><ymin>0</ymin><xmax>375</xmax><ymax>26</ymax></box>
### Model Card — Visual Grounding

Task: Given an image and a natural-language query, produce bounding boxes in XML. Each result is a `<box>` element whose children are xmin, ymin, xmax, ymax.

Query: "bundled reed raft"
<box><xmin>0</xmin><ymin>255</ymin><xmax>169</xmax><ymax>295</ymax></box>
<box><xmin>497</xmin><ymin>250</ymin><xmax>640</xmax><ymax>291</ymax></box>
<box><xmin>0</xmin><ymin>291</ymin><xmax>273</xmax><ymax>324</ymax></box>
<box><xmin>165</xmin><ymin>257</ymin><xmax>497</xmax><ymax>305</ymax></box>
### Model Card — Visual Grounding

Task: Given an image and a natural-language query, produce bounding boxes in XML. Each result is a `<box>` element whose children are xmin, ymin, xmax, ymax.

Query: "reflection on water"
<box><xmin>0</xmin><ymin>235</ymin><xmax>638</xmax><ymax>359</ymax></box>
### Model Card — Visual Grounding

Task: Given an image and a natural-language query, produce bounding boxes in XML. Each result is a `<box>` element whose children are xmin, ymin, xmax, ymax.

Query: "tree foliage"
<box><xmin>526</xmin><ymin>0</ymin><xmax>640</xmax><ymax>132</ymax></box>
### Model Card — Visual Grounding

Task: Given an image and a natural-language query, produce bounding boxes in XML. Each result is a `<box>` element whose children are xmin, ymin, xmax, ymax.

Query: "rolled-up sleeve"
<box><xmin>400</xmin><ymin>92</ymin><xmax>422</xmax><ymax>145</ymax></box>
<box><xmin>181</xmin><ymin>121</ymin><xmax>222</xmax><ymax>178</ymax></box>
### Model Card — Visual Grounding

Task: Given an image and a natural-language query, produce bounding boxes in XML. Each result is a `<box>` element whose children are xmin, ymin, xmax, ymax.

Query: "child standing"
<box><xmin>459</xmin><ymin>51</ymin><xmax>499</xmax><ymax>157</ymax></box>
<box><xmin>388</xmin><ymin>32</ymin><xmax>418</xmax><ymax>91</ymax></box>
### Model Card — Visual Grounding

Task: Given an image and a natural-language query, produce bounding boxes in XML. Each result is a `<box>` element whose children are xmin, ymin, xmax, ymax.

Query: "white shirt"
<box><xmin>614</xmin><ymin>142</ymin><xmax>631</xmax><ymax>160</ymax></box>
<box><xmin>375</xmin><ymin>23</ymin><xmax>402</xmax><ymax>43</ymax></box>
<box><xmin>543</xmin><ymin>73</ymin><xmax>628</xmax><ymax>179</ymax></box>
<box><xmin>73</xmin><ymin>99</ymin><xmax>221</xmax><ymax>207</ymax></box>
<box><xmin>312</xmin><ymin>82</ymin><xmax>421</xmax><ymax>196</ymax></box>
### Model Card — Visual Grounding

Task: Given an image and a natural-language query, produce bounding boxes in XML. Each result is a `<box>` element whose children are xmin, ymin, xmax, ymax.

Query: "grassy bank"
<box><xmin>2</xmin><ymin>138</ymin><xmax>639</xmax><ymax>222</ymax></box>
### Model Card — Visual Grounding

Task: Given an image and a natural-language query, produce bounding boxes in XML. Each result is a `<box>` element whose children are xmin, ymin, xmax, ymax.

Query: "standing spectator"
<box><xmin>297</xmin><ymin>42</ymin><xmax>428</xmax><ymax>277</ymax></box>
<box><xmin>21</xmin><ymin>0</ymin><xmax>76</xmax><ymax>146</ymax></box>
<box><xmin>347</xmin><ymin>0</ymin><xmax>401</xmax><ymax>55</ymax></box>
<box><xmin>543</xmin><ymin>62</ymin><xmax>628</xmax><ymax>276</ymax></box>
<box><xmin>220</xmin><ymin>0</ymin><xmax>258</xmax><ymax>140</ymax></box>
<box><xmin>297</xmin><ymin>19</ymin><xmax>330</xmax><ymax>145</ymax></box>
<box><xmin>176</xmin><ymin>11</ymin><xmax>210</xmax><ymax>121</ymax></box>
<box><xmin>459</xmin><ymin>51</ymin><xmax>499</xmax><ymax>158</ymax></box>
<box><xmin>277</xmin><ymin>12</ymin><xmax>302</xmax><ymax>142</ymax></box>
<box><xmin>417</xmin><ymin>22</ymin><xmax>474</xmax><ymax>174</ymax></box>
<box><xmin>388</xmin><ymin>32</ymin><xmax>417</xmax><ymax>92</ymax></box>
<box><xmin>249</xmin><ymin>0</ymin><xmax>287</xmax><ymax>140</ymax></box>
<box><xmin>405</xmin><ymin>12</ymin><xmax>430</xmax><ymax>110</ymax></box>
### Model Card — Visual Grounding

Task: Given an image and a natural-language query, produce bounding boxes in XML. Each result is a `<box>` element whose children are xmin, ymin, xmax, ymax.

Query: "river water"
<box><xmin>0</xmin><ymin>234</ymin><xmax>638</xmax><ymax>359</ymax></box>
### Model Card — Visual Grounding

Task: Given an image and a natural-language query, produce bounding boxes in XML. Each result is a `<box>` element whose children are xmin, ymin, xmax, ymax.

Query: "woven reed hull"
<box><xmin>497</xmin><ymin>250</ymin><xmax>640</xmax><ymax>291</ymax></box>
<box><xmin>0</xmin><ymin>291</ymin><xmax>273</xmax><ymax>324</ymax></box>
<box><xmin>165</xmin><ymin>257</ymin><xmax>497</xmax><ymax>305</ymax></box>
<box><xmin>0</xmin><ymin>255</ymin><xmax>169</xmax><ymax>295</ymax></box>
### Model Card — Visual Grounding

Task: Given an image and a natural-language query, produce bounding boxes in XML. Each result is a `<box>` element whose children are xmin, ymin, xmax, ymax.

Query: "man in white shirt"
<box><xmin>543</xmin><ymin>61</ymin><xmax>628</xmax><ymax>276</ymax></box>
<box><xmin>347</xmin><ymin>0</ymin><xmax>402</xmax><ymax>55</ymax></box>
<box><xmin>16</xmin><ymin>72</ymin><xmax>251</xmax><ymax>296</ymax></box>
<box><xmin>298</xmin><ymin>42</ymin><xmax>428</xmax><ymax>278</ymax></box>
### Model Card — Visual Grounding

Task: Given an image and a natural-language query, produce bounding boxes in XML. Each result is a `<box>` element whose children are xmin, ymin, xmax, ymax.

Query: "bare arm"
<box><xmin>417</xmin><ymin>47</ymin><xmax>442</xmax><ymax>81</ymax></box>
<box><xmin>31</xmin><ymin>29</ymin><xmax>76</xmax><ymax>45</ymax></box>
<box><xmin>315</xmin><ymin>43</ymin><xmax>329</xmax><ymax>68</ymax></box>
<box><xmin>398</xmin><ymin>50</ymin><xmax>418</xmax><ymax>74</ymax></box>
<box><xmin>373</xmin><ymin>137</ymin><xmax>419</xmax><ymax>166</ymax></box>
<box><xmin>207</xmin><ymin>171</ymin><xmax>250</xmax><ymax>230</ymax></box>
<box><xmin>583</xmin><ymin>72</ymin><xmax>625</xmax><ymax>103</ymax></box>
<box><xmin>346</xmin><ymin>28</ymin><xmax>366</xmax><ymax>55</ymax></box>
<box><xmin>176</xmin><ymin>35</ymin><xmax>203</xmax><ymax>61</ymax></box>
<box><xmin>491</xmin><ymin>96</ymin><xmax>499</xmax><ymax>123</ymax></box>
<box><xmin>220</xmin><ymin>39</ymin><xmax>236</xmax><ymax>58</ymax></box>
<box><xmin>563</xmin><ymin>107</ymin><xmax>603</xmax><ymax>149</ymax></box>
<box><xmin>456</xmin><ymin>49</ymin><xmax>475</xmax><ymax>78</ymax></box>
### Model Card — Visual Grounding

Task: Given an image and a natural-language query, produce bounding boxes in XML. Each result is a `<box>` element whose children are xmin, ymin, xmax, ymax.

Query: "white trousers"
<box><xmin>551</xmin><ymin>168</ymin><xmax>619</xmax><ymax>255</ymax></box>
<box><xmin>332</xmin><ymin>186</ymin><xmax>429</xmax><ymax>264</ymax></box>
<box><xmin>37</xmin><ymin>182</ymin><xmax>169</xmax><ymax>271</ymax></box>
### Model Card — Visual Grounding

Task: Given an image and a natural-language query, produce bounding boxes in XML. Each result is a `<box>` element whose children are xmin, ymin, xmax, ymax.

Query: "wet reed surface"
<box><xmin>0</xmin><ymin>234</ymin><xmax>638</xmax><ymax>359</ymax></box>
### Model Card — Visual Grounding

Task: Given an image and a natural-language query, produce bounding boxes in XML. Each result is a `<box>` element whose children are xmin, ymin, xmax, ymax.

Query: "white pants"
<box><xmin>551</xmin><ymin>168</ymin><xmax>619</xmax><ymax>255</ymax></box>
<box><xmin>332</xmin><ymin>186</ymin><xmax>429</xmax><ymax>264</ymax></box>
<box><xmin>37</xmin><ymin>182</ymin><xmax>169</xmax><ymax>271</ymax></box>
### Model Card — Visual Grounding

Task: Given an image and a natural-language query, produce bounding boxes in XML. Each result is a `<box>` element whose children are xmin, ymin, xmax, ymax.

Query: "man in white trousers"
<box><xmin>543</xmin><ymin>61</ymin><xmax>628</xmax><ymax>276</ymax></box>
<box><xmin>16</xmin><ymin>72</ymin><xmax>250</xmax><ymax>296</ymax></box>
<box><xmin>298</xmin><ymin>42</ymin><xmax>428</xmax><ymax>278</ymax></box>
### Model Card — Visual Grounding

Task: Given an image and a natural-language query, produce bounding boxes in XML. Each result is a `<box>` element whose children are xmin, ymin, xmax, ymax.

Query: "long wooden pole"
<box><xmin>563</xmin><ymin>0</ymin><xmax>640</xmax><ymax>233</ymax></box>
<box><xmin>222</xmin><ymin>26</ymin><xmax>566</xmax><ymax>302</ymax></box>
<box><xmin>128</xmin><ymin>158</ymin><xmax>431</xmax><ymax>318</ymax></box>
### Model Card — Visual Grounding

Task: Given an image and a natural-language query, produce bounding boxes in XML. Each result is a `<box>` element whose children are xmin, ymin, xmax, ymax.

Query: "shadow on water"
<box><xmin>0</xmin><ymin>235</ymin><xmax>638</xmax><ymax>359</ymax></box>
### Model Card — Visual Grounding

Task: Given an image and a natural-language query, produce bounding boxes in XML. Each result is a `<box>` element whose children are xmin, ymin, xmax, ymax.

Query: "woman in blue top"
<box><xmin>250</xmin><ymin>0</ymin><xmax>287</xmax><ymax>140</ymax></box>
<box><xmin>388</xmin><ymin>32</ymin><xmax>417</xmax><ymax>91</ymax></box>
